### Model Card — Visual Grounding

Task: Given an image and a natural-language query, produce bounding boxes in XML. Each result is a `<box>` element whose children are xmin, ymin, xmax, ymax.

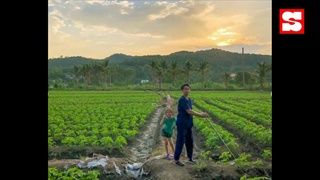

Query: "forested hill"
<box><xmin>49</xmin><ymin>48</ymin><xmax>270</xmax><ymax>70</ymax></box>
<box><xmin>48</xmin><ymin>56</ymin><xmax>102</xmax><ymax>70</ymax></box>
<box><xmin>48</xmin><ymin>48</ymin><xmax>271</xmax><ymax>82</ymax></box>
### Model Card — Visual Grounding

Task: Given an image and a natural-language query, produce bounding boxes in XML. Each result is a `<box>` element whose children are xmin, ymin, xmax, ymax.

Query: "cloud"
<box><xmin>86</xmin><ymin>0</ymin><xmax>134</xmax><ymax>9</ymax></box>
<box><xmin>217</xmin><ymin>43</ymin><xmax>271</xmax><ymax>55</ymax></box>
<box><xmin>120</xmin><ymin>9</ymin><xmax>128</xmax><ymax>15</ymax></box>
<box><xmin>48</xmin><ymin>0</ymin><xmax>271</xmax><ymax>58</ymax></box>
<box><xmin>216</xmin><ymin>39</ymin><xmax>236</xmax><ymax>47</ymax></box>
<box><xmin>49</xmin><ymin>10</ymin><xmax>66</xmax><ymax>34</ymax></box>
<box><xmin>208</xmin><ymin>28</ymin><xmax>238</xmax><ymax>46</ymax></box>
<box><xmin>148</xmin><ymin>2</ymin><xmax>189</xmax><ymax>20</ymax></box>
<box><xmin>85</xmin><ymin>0</ymin><xmax>105</xmax><ymax>5</ymax></box>
<box><xmin>116</xmin><ymin>0</ymin><xmax>134</xmax><ymax>9</ymax></box>
<box><xmin>72</xmin><ymin>20</ymin><xmax>165</xmax><ymax>39</ymax></box>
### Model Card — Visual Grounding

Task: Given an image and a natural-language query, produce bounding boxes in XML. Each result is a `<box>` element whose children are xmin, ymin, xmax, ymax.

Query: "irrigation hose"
<box><xmin>204</xmin><ymin>117</ymin><xmax>271</xmax><ymax>179</ymax></box>
<box><xmin>204</xmin><ymin>117</ymin><xmax>238</xmax><ymax>160</ymax></box>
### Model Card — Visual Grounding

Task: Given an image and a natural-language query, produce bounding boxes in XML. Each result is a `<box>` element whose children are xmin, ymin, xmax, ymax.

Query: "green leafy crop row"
<box><xmin>195</xmin><ymin>100</ymin><xmax>271</xmax><ymax>147</ymax></box>
<box><xmin>205</xmin><ymin>99</ymin><xmax>271</xmax><ymax>128</ymax></box>
<box><xmin>49</xmin><ymin>167</ymin><xmax>100</xmax><ymax>180</ymax></box>
<box><xmin>49</xmin><ymin>91</ymin><xmax>159</xmax><ymax>149</ymax></box>
<box><xmin>216</xmin><ymin>98</ymin><xmax>271</xmax><ymax>118</ymax></box>
<box><xmin>194</xmin><ymin>114</ymin><xmax>239</xmax><ymax>151</ymax></box>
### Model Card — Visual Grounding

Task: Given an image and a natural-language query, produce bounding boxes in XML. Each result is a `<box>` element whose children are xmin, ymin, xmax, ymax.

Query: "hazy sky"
<box><xmin>49</xmin><ymin>0</ymin><xmax>271</xmax><ymax>58</ymax></box>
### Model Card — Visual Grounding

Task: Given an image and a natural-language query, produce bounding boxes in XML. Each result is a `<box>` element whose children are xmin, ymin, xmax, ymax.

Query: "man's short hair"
<box><xmin>180</xmin><ymin>83</ymin><xmax>191</xmax><ymax>90</ymax></box>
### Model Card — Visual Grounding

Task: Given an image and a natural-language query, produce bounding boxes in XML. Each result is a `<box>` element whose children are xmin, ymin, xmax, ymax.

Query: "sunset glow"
<box><xmin>49</xmin><ymin>0</ymin><xmax>271</xmax><ymax>58</ymax></box>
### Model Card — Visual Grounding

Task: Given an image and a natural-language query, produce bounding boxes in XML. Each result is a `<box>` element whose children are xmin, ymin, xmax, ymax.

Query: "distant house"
<box><xmin>140</xmin><ymin>80</ymin><xmax>149</xmax><ymax>84</ymax></box>
<box><xmin>230</xmin><ymin>73</ymin><xmax>237</xmax><ymax>80</ymax></box>
<box><xmin>65</xmin><ymin>74</ymin><xmax>74</xmax><ymax>80</ymax></box>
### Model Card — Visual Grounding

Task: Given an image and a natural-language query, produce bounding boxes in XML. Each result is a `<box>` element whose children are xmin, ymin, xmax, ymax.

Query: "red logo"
<box><xmin>279</xmin><ymin>9</ymin><xmax>304</xmax><ymax>34</ymax></box>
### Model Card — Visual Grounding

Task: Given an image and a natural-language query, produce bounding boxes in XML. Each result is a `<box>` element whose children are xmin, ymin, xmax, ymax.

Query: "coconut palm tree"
<box><xmin>183</xmin><ymin>60</ymin><xmax>192</xmax><ymax>83</ymax></box>
<box><xmin>199</xmin><ymin>61</ymin><xmax>209</xmax><ymax>88</ymax></box>
<box><xmin>102</xmin><ymin>60</ymin><xmax>109</xmax><ymax>86</ymax></box>
<box><xmin>81</xmin><ymin>64</ymin><xmax>92</xmax><ymax>86</ymax></box>
<box><xmin>149</xmin><ymin>61</ymin><xmax>158</xmax><ymax>88</ymax></box>
<box><xmin>73</xmin><ymin>65</ymin><xmax>81</xmax><ymax>87</ymax></box>
<box><xmin>224</xmin><ymin>72</ymin><xmax>230</xmax><ymax>89</ymax></box>
<box><xmin>107</xmin><ymin>65</ymin><xmax>115</xmax><ymax>86</ymax></box>
<box><xmin>256</xmin><ymin>62</ymin><xmax>271</xmax><ymax>90</ymax></box>
<box><xmin>169</xmin><ymin>61</ymin><xmax>178</xmax><ymax>87</ymax></box>
<box><xmin>158</xmin><ymin>60</ymin><xmax>167</xmax><ymax>89</ymax></box>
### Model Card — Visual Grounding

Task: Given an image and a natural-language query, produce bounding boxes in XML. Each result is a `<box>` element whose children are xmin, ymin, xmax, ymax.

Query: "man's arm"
<box><xmin>180</xmin><ymin>97</ymin><xmax>208</xmax><ymax>118</ymax></box>
<box><xmin>186</xmin><ymin>109</ymin><xmax>208</xmax><ymax>117</ymax></box>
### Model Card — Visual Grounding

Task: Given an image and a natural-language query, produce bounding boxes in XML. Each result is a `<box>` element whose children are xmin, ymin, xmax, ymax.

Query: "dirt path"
<box><xmin>144</xmin><ymin>126</ymin><xmax>207</xmax><ymax>180</ymax></box>
<box><xmin>147</xmin><ymin>95</ymin><xmax>204</xmax><ymax>156</ymax></box>
<box><xmin>142</xmin><ymin>95</ymin><xmax>239</xmax><ymax>180</ymax></box>
<box><xmin>127</xmin><ymin>105</ymin><xmax>165</xmax><ymax>162</ymax></box>
<box><xmin>129</xmin><ymin>94</ymin><xmax>203</xmax><ymax>179</ymax></box>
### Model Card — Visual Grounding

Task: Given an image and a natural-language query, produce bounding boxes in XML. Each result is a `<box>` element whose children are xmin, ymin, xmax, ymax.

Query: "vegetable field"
<box><xmin>49</xmin><ymin>91</ymin><xmax>271</xmax><ymax>152</ymax></box>
<box><xmin>49</xmin><ymin>91</ymin><xmax>160</xmax><ymax>149</ymax></box>
<box><xmin>48</xmin><ymin>91</ymin><xmax>271</xmax><ymax>179</ymax></box>
<box><xmin>49</xmin><ymin>167</ymin><xmax>100</xmax><ymax>180</ymax></box>
<box><xmin>170</xmin><ymin>91</ymin><xmax>272</xmax><ymax>157</ymax></box>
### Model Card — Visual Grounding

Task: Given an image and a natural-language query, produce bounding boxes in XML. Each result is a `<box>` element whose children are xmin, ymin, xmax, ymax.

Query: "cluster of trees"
<box><xmin>150</xmin><ymin>60</ymin><xmax>271</xmax><ymax>90</ymax></box>
<box><xmin>224</xmin><ymin>62</ymin><xmax>272</xmax><ymax>89</ymax></box>
<box><xmin>49</xmin><ymin>61</ymin><xmax>141</xmax><ymax>88</ymax></box>
<box><xmin>48</xmin><ymin>49</ymin><xmax>271</xmax><ymax>90</ymax></box>
<box><xmin>149</xmin><ymin>60</ymin><xmax>209</xmax><ymax>89</ymax></box>
<box><xmin>72</xmin><ymin>61</ymin><xmax>117</xmax><ymax>87</ymax></box>
<box><xmin>65</xmin><ymin>59</ymin><xmax>270</xmax><ymax>90</ymax></box>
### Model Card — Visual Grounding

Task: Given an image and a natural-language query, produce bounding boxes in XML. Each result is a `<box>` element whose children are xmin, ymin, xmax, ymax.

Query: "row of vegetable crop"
<box><xmin>49</xmin><ymin>167</ymin><xmax>100</xmax><ymax>180</ymax></box>
<box><xmin>193</xmin><ymin>111</ymin><xmax>239</xmax><ymax>151</ymax></box>
<box><xmin>192</xmin><ymin>92</ymin><xmax>270</xmax><ymax>99</ymax></box>
<box><xmin>48</xmin><ymin>91</ymin><xmax>159</xmax><ymax>149</ymax></box>
<box><xmin>236</xmin><ymin>99</ymin><xmax>271</xmax><ymax>113</ymax></box>
<box><xmin>205</xmin><ymin>99</ymin><xmax>271</xmax><ymax>128</ymax></box>
<box><xmin>195</xmin><ymin>100</ymin><xmax>271</xmax><ymax>147</ymax></box>
<box><xmin>216</xmin><ymin>98</ymin><xmax>271</xmax><ymax>117</ymax></box>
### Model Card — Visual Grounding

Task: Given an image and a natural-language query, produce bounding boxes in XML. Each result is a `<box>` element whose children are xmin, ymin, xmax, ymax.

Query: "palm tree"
<box><xmin>73</xmin><ymin>66</ymin><xmax>81</xmax><ymax>87</ymax></box>
<box><xmin>183</xmin><ymin>60</ymin><xmax>192</xmax><ymax>83</ymax></box>
<box><xmin>169</xmin><ymin>61</ymin><xmax>178</xmax><ymax>87</ymax></box>
<box><xmin>91</xmin><ymin>63</ymin><xmax>101</xmax><ymax>85</ymax></box>
<box><xmin>256</xmin><ymin>62</ymin><xmax>271</xmax><ymax>90</ymax></box>
<box><xmin>224</xmin><ymin>72</ymin><xmax>230</xmax><ymax>89</ymax></box>
<box><xmin>97</xmin><ymin>63</ymin><xmax>106</xmax><ymax>85</ymax></box>
<box><xmin>81</xmin><ymin>64</ymin><xmax>92</xmax><ymax>86</ymax></box>
<box><xmin>107</xmin><ymin>65</ymin><xmax>114</xmax><ymax>86</ymax></box>
<box><xmin>102</xmin><ymin>60</ymin><xmax>109</xmax><ymax>86</ymax></box>
<box><xmin>149</xmin><ymin>60</ymin><xmax>167</xmax><ymax>89</ymax></box>
<box><xmin>158</xmin><ymin>60</ymin><xmax>167</xmax><ymax>89</ymax></box>
<box><xmin>199</xmin><ymin>61</ymin><xmax>209</xmax><ymax>88</ymax></box>
<box><xmin>150</xmin><ymin>61</ymin><xmax>158</xmax><ymax>88</ymax></box>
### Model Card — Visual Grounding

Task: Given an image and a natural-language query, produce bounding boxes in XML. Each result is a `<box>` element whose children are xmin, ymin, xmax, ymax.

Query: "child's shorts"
<box><xmin>161</xmin><ymin>129</ymin><xmax>173</xmax><ymax>138</ymax></box>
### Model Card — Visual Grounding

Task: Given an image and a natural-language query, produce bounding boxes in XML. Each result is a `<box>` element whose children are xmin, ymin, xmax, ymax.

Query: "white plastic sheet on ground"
<box><xmin>77</xmin><ymin>156</ymin><xmax>108</xmax><ymax>169</ymax></box>
<box><xmin>125</xmin><ymin>162</ymin><xmax>144</xmax><ymax>178</ymax></box>
<box><xmin>113</xmin><ymin>161</ymin><xmax>121</xmax><ymax>175</ymax></box>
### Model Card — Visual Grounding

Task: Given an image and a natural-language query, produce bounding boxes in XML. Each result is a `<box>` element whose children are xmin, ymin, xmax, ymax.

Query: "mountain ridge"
<box><xmin>48</xmin><ymin>48</ymin><xmax>271</xmax><ymax>82</ymax></box>
<box><xmin>48</xmin><ymin>48</ymin><xmax>271</xmax><ymax>69</ymax></box>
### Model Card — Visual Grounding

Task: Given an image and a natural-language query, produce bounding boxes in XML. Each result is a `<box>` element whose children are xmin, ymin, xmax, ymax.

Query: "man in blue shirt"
<box><xmin>174</xmin><ymin>84</ymin><xmax>209</xmax><ymax>166</ymax></box>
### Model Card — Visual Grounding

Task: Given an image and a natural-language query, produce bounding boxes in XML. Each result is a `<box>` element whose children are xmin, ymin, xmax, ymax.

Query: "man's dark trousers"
<box><xmin>174</xmin><ymin>125</ymin><xmax>193</xmax><ymax>161</ymax></box>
